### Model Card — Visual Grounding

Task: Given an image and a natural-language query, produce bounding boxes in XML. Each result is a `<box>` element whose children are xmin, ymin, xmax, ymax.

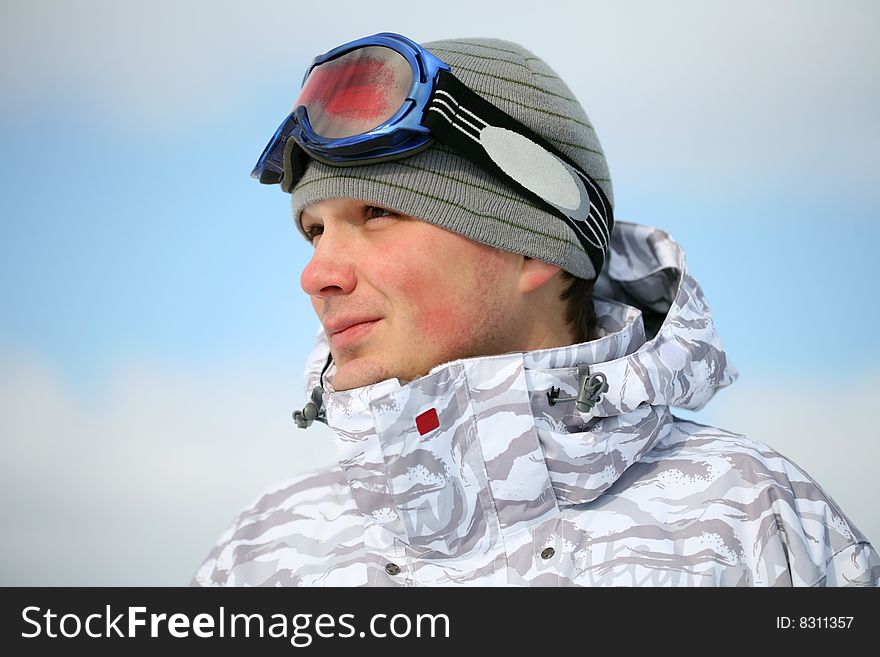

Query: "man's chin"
<box><xmin>330</xmin><ymin>357</ymin><xmax>395</xmax><ymax>392</ymax></box>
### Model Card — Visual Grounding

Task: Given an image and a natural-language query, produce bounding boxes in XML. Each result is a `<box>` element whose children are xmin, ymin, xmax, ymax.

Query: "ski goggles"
<box><xmin>252</xmin><ymin>32</ymin><xmax>613</xmax><ymax>274</ymax></box>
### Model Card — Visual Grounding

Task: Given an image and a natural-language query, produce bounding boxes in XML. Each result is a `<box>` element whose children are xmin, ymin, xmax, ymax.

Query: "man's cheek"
<box><xmin>393</xmin><ymin>269</ymin><xmax>468</xmax><ymax>342</ymax></box>
<box><xmin>417</xmin><ymin>303</ymin><xmax>463</xmax><ymax>340</ymax></box>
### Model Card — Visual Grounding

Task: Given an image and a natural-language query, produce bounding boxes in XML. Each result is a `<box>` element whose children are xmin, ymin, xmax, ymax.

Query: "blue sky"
<box><xmin>1</xmin><ymin>0</ymin><xmax>877</xmax><ymax>584</ymax></box>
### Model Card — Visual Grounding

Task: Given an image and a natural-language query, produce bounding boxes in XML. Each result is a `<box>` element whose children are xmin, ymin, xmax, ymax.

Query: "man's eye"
<box><xmin>366</xmin><ymin>205</ymin><xmax>401</xmax><ymax>220</ymax></box>
<box><xmin>304</xmin><ymin>225</ymin><xmax>323</xmax><ymax>243</ymax></box>
<box><xmin>303</xmin><ymin>207</ymin><xmax>395</xmax><ymax>244</ymax></box>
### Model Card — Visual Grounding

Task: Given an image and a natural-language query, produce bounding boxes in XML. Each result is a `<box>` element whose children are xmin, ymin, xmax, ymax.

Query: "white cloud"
<box><xmin>1</xmin><ymin>342</ymin><xmax>877</xmax><ymax>585</ymax></box>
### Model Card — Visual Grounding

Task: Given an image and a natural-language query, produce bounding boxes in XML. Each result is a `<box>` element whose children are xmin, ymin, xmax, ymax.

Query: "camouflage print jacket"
<box><xmin>192</xmin><ymin>221</ymin><xmax>880</xmax><ymax>587</ymax></box>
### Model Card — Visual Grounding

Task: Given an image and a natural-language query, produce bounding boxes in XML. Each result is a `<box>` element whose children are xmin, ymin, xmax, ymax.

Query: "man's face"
<box><xmin>299</xmin><ymin>198</ymin><xmax>525</xmax><ymax>391</ymax></box>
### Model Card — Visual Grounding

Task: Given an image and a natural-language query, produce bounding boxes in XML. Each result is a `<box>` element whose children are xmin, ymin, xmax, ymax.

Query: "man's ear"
<box><xmin>519</xmin><ymin>256</ymin><xmax>562</xmax><ymax>294</ymax></box>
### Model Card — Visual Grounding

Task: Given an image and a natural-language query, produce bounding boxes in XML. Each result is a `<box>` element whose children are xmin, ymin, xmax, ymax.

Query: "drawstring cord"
<box><xmin>547</xmin><ymin>364</ymin><xmax>609</xmax><ymax>413</ymax></box>
<box><xmin>293</xmin><ymin>353</ymin><xmax>333</xmax><ymax>429</ymax></box>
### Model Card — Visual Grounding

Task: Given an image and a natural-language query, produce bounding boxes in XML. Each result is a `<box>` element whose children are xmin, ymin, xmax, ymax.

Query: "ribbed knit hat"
<box><xmin>285</xmin><ymin>37</ymin><xmax>613</xmax><ymax>280</ymax></box>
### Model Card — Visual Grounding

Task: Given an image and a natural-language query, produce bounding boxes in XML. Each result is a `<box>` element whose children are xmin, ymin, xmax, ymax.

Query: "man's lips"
<box><xmin>327</xmin><ymin>318</ymin><xmax>381</xmax><ymax>349</ymax></box>
<box><xmin>324</xmin><ymin>316</ymin><xmax>382</xmax><ymax>335</ymax></box>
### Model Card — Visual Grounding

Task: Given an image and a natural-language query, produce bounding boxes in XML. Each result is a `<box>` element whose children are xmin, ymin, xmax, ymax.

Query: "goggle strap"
<box><xmin>421</xmin><ymin>70</ymin><xmax>613</xmax><ymax>276</ymax></box>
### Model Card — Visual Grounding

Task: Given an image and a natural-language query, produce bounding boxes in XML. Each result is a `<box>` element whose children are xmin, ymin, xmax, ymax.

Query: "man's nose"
<box><xmin>300</xmin><ymin>230</ymin><xmax>357</xmax><ymax>298</ymax></box>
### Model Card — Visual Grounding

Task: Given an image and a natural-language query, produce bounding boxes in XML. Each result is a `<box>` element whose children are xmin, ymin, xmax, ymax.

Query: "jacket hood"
<box><xmin>297</xmin><ymin>221</ymin><xmax>737</xmax><ymax>556</ymax></box>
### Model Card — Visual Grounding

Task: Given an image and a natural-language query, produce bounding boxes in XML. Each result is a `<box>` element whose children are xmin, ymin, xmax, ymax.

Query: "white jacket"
<box><xmin>192</xmin><ymin>221</ymin><xmax>879</xmax><ymax>586</ymax></box>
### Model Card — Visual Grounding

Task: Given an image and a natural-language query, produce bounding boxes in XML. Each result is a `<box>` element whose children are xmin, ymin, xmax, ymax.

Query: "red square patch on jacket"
<box><xmin>416</xmin><ymin>408</ymin><xmax>440</xmax><ymax>435</ymax></box>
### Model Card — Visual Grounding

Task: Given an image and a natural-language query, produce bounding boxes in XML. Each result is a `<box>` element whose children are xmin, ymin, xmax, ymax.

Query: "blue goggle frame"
<box><xmin>251</xmin><ymin>33</ymin><xmax>450</xmax><ymax>183</ymax></box>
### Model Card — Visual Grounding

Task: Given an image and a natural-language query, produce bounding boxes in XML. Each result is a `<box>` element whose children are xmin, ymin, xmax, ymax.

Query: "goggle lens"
<box><xmin>293</xmin><ymin>46</ymin><xmax>413</xmax><ymax>139</ymax></box>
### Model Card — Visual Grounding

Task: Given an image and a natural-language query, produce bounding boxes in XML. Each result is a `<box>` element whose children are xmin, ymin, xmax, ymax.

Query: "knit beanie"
<box><xmin>284</xmin><ymin>37</ymin><xmax>613</xmax><ymax>281</ymax></box>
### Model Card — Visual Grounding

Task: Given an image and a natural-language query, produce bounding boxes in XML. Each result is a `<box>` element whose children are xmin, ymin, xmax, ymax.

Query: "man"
<box><xmin>192</xmin><ymin>34</ymin><xmax>879</xmax><ymax>586</ymax></box>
